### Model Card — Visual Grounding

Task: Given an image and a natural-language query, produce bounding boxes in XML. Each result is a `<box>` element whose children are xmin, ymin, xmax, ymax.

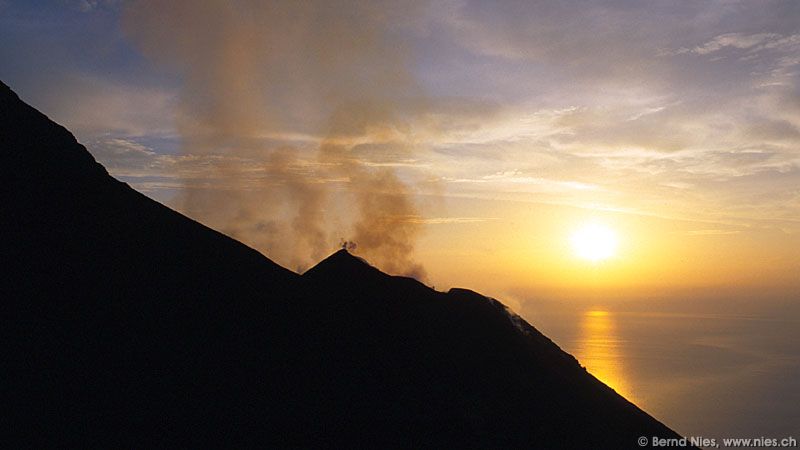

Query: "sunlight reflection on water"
<box><xmin>523</xmin><ymin>300</ymin><xmax>800</xmax><ymax>441</ymax></box>
<box><xmin>574</xmin><ymin>310</ymin><xmax>634</xmax><ymax>401</ymax></box>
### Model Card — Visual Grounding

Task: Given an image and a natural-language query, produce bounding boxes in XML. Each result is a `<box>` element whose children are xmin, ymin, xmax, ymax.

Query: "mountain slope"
<box><xmin>1</xmin><ymin>80</ymin><xmax>302</xmax><ymax>446</ymax></box>
<box><xmin>1</xmin><ymin>80</ymin><xmax>691</xmax><ymax>448</ymax></box>
<box><xmin>301</xmin><ymin>251</ymin><xmax>687</xmax><ymax>447</ymax></box>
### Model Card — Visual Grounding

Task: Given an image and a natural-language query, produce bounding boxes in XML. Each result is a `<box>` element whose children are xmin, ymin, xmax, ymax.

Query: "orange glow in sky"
<box><xmin>3</xmin><ymin>1</ymin><xmax>798</xmax><ymax>303</ymax></box>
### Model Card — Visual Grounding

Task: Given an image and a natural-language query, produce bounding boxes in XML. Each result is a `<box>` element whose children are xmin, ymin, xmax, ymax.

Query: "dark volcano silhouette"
<box><xmin>1</xmin><ymin>80</ymin><xmax>692</xmax><ymax>448</ymax></box>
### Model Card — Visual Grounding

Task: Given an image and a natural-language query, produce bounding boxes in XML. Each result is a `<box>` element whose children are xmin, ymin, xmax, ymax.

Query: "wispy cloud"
<box><xmin>67</xmin><ymin>0</ymin><xmax>120</xmax><ymax>13</ymax></box>
<box><xmin>407</xmin><ymin>217</ymin><xmax>500</xmax><ymax>225</ymax></box>
<box><xmin>38</xmin><ymin>73</ymin><xmax>178</xmax><ymax>139</ymax></box>
<box><xmin>690</xmin><ymin>33</ymin><xmax>780</xmax><ymax>55</ymax></box>
<box><xmin>684</xmin><ymin>229</ymin><xmax>742</xmax><ymax>236</ymax></box>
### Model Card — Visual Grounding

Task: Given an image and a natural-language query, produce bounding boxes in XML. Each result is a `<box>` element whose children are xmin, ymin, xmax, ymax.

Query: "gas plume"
<box><xmin>123</xmin><ymin>0</ymin><xmax>429</xmax><ymax>275</ymax></box>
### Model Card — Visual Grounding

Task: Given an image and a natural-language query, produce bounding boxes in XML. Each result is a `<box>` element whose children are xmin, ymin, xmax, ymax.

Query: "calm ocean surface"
<box><xmin>521</xmin><ymin>298</ymin><xmax>800</xmax><ymax>447</ymax></box>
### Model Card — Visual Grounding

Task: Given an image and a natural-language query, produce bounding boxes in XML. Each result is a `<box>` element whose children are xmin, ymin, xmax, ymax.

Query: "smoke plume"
<box><xmin>122</xmin><ymin>0</ymin><xmax>429</xmax><ymax>276</ymax></box>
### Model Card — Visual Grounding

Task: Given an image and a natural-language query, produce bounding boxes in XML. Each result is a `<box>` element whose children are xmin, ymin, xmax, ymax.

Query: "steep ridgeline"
<box><xmin>1</xmin><ymin>80</ymin><xmax>692</xmax><ymax>448</ymax></box>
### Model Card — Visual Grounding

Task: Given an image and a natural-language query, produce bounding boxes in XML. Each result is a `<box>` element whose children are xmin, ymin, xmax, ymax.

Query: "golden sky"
<box><xmin>2</xmin><ymin>0</ymin><xmax>798</xmax><ymax>300</ymax></box>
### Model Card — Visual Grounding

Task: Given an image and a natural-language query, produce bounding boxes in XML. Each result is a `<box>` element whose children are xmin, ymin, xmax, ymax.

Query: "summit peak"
<box><xmin>303</xmin><ymin>248</ymin><xmax>381</xmax><ymax>279</ymax></box>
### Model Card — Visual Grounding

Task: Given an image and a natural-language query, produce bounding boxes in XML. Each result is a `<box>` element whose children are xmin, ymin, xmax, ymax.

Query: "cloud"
<box><xmin>691</xmin><ymin>33</ymin><xmax>780</xmax><ymax>55</ymax></box>
<box><xmin>66</xmin><ymin>0</ymin><xmax>120</xmax><ymax>13</ymax></box>
<box><xmin>33</xmin><ymin>73</ymin><xmax>178</xmax><ymax>139</ymax></box>
<box><xmin>75</xmin><ymin>0</ymin><xmax>99</xmax><ymax>12</ymax></box>
<box><xmin>408</xmin><ymin>217</ymin><xmax>500</xmax><ymax>225</ymax></box>
<box><xmin>684</xmin><ymin>229</ymin><xmax>742</xmax><ymax>236</ymax></box>
<box><xmin>444</xmin><ymin>171</ymin><xmax>600</xmax><ymax>192</ymax></box>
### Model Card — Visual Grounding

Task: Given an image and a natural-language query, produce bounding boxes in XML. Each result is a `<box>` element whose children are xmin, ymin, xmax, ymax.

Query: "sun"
<box><xmin>570</xmin><ymin>223</ymin><xmax>619</xmax><ymax>262</ymax></box>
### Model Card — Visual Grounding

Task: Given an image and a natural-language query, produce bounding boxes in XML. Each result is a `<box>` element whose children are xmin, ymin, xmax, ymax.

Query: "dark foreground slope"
<box><xmin>1</xmin><ymin>80</ymin><xmax>304</xmax><ymax>445</ymax></box>
<box><xmin>1</xmin><ymin>81</ymin><xmax>690</xmax><ymax>448</ymax></box>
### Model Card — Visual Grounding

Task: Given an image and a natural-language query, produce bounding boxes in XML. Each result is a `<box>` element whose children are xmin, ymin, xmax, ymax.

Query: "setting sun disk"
<box><xmin>570</xmin><ymin>223</ymin><xmax>619</xmax><ymax>262</ymax></box>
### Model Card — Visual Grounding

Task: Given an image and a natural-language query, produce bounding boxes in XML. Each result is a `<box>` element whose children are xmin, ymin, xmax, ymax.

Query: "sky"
<box><xmin>2</xmin><ymin>0</ymin><xmax>799</xmax><ymax>304</ymax></box>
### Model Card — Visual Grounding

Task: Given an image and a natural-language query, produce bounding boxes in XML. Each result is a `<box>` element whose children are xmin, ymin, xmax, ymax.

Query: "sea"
<box><xmin>520</xmin><ymin>297</ymin><xmax>800</xmax><ymax>448</ymax></box>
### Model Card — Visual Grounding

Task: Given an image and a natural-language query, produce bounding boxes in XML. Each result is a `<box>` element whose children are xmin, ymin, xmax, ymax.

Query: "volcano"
<box><xmin>1</xmin><ymin>80</ymin><xmax>692</xmax><ymax>448</ymax></box>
